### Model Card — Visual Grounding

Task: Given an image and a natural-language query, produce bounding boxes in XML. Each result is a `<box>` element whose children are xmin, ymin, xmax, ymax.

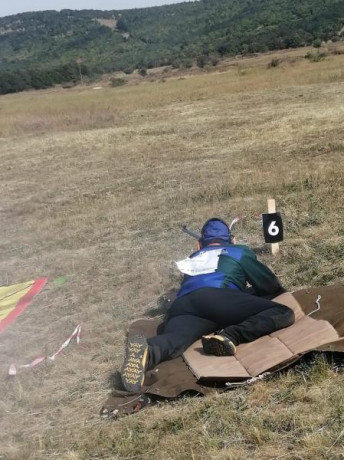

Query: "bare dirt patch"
<box><xmin>94</xmin><ymin>17</ymin><xmax>117</xmax><ymax>30</ymax></box>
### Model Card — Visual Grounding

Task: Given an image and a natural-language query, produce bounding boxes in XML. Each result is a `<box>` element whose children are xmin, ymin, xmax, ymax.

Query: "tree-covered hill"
<box><xmin>1</xmin><ymin>0</ymin><xmax>344</xmax><ymax>94</ymax></box>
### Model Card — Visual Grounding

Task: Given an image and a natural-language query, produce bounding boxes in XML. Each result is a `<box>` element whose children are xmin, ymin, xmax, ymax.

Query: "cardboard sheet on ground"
<box><xmin>183</xmin><ymin>292</ymin><xmax>340</xmax><ymax>380</ymax></box>
<box><xmin>102</xmin><ymin>284</ymin><xmax>344</xmax><ymax>417</ymax></box>
<box><xmin>0</xmin><ymin>278</ymin><xmax>47</xmax><ymax>333</ymax></box>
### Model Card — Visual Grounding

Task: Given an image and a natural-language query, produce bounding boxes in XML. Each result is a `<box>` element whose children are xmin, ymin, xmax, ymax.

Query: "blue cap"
<box><xmin>201</xmin><ymin>218</ymin><xmax>232</xmax><ymax>246</ymax></box>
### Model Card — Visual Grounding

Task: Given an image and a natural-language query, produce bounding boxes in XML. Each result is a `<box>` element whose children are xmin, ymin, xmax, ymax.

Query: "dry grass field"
<box><xmin>0</xmin><ymin>46</ymin><xmax>343</xmax><ymax>459</ymax></box>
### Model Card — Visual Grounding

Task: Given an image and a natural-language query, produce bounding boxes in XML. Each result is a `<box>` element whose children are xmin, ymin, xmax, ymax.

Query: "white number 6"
<box><xmin>268</xmin><ymin>221</ymin><xmax>279</xmax><ymax>236</ymax></box>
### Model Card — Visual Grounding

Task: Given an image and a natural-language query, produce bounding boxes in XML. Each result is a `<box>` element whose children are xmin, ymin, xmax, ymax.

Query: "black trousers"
<box><xmin>148</xmin><ymin>288</ymin><xmax>295</xmax><ymax>367</ymax></box>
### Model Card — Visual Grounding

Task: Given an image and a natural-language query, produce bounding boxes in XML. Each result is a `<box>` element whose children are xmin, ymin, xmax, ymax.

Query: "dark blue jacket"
<box><xmin>177</xmin><ymin>244</ymin><xmax>282</xmax><ymax>298</ymax></box>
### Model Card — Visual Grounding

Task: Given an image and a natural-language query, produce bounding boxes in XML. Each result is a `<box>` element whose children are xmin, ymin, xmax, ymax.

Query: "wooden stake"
<box><xmin>268</xmin><ymin>198</ymin><xmax>280</xmax><ymax>256</ymax></box>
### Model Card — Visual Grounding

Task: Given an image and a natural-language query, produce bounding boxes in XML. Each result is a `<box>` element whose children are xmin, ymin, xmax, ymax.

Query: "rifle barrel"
<box><xmin>182</xmin><ymin>225</ymin><xmax>201</xmax><ymax>240</ymax></box>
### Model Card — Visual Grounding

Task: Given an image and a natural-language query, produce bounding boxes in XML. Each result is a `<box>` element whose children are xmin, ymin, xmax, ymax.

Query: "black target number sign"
<box><xmin>262</xmin><ymin>212</ymin><xmax>284</xmax><ymax>243</ymax></box>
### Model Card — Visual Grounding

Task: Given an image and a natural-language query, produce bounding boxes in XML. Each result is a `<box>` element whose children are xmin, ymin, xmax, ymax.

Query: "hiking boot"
<box><xmin>121</xmin><ymin>335</ymin><xmax>149</xmax><ymax>393</ymax></box>
<box><xmin>201</xmin><ymin>333</ymin><xmax>236</xmax><ymax>357</ymax></box>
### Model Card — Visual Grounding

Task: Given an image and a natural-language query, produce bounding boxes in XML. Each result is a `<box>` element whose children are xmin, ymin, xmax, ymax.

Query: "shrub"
<box><xmin>123</xmin><ymin>67</ymin><xmax>135</xmax><ymax>75</ymax></box>
<box><xmin>171</xmin><ymin>59</ymin><xmax>182</xmax><ymax>69</ymax></box>
<box><xmin>305</xmin><ymin>50</ymin><xmax>327</xmax><ymax>62</ymax></box>
<box><xmin>332</xmin><ymin>47</ymin><xmax>344</xmax><ymax>55</ymax></box>
<box><xmin>268</xmin><ymin>58</ymin><xmax>280</xmax><ymax>68</ymax></box>
<box><xmin>196</xmin><ymin>54</ymin><xmax>208</xmax><ymax>68</ymax></box>
<box><xmin>182</xmin><ymin>59</ymin><xmax>193</xmax><ymax>69</ymax></box>
<box><xmin>138</xmin><ymin>67</ymin><xmax>147</xmax><ymax>77</ymax></box>
<box><xmin>110</xmin><ymin>77</ymin><xmax>126</xmax><ymax>87</ymax></box>
<box><xmin>61</xmin><ymin>81</ymin><xmax>76</xmax><ymax>89</ymax></box>
<box><xmin>210</xmin><ymin>55</ymin><xmax>219</xmax><ymax>66</ymax></box>
<box><xmin>312</xmin><ymin>38</ymin><xmax>322</xmax><ymax>48</ymax></box>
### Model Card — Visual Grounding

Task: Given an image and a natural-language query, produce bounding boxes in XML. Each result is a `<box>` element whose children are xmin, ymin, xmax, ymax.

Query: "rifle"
<box><xmin>182</xmin><ymin>218</ymin><xmax>241</xmax><ymax>240</ymax></box>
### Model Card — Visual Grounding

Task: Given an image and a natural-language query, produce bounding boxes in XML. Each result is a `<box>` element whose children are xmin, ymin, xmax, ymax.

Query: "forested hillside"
<box><xmin>1</xmin><ymin>0</ymin><xmax>344</xmax><ymax>94</ymax></box>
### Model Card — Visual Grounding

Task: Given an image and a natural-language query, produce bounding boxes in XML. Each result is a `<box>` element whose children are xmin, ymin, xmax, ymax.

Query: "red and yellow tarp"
<box><xmin>0</xmin><ymin>278</ymin><xmax>47</xmax><ymax>333</ymax></box>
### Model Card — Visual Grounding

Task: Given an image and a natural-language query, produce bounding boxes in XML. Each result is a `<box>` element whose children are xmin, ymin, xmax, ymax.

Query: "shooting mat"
<box><xmin>101</xmin><ymin>284</ymin><xmax>344</xmax><ymax>417</ymax></box>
